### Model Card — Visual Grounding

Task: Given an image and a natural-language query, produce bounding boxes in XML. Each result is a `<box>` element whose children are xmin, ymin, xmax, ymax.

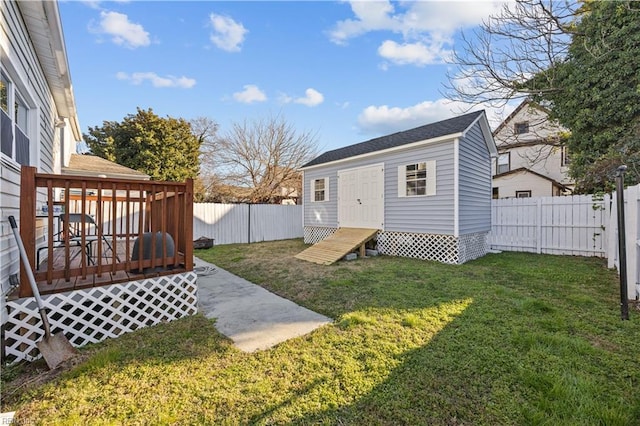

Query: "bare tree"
<box><xmin>190</xmin><ymin>117</ymin><xmax>219</xmax><ymax>173</ymax></box>
<box><xmin>444</xmin><ymin>1</ymin><xmax>584</xmax><ymax>173</ymax></box>
<box><xmin>445</xmin><ymin>0</ymin><xmax>581</xmax><ymax>108</ymax></box>
<box><xmin>210</xmin><ymin>115</ymin><xmax>319</xmax><ymax>204</ymax></box>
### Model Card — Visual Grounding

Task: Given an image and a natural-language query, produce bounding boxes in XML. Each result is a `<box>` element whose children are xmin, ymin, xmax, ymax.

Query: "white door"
<box><xmin>338</xmin><ymin>163</ymin><xmax>384</xmax><ymax>229</ymax></box>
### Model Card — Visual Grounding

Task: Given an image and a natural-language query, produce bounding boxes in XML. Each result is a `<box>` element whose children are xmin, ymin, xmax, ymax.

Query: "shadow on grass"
<box><xmin>6</xmin><ymin>244</ymin><xmax>639</xmax><ymax>425</ymax></box>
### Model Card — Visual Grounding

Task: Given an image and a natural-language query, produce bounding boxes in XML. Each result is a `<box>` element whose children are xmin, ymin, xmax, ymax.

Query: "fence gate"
<box><xmin>489</xmin><ymin>194</ymin><xmax>610</xmax><ymax>257</ymax></box>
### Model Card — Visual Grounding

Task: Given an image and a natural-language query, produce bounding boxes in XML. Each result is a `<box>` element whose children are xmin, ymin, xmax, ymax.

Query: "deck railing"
<box><xmin>18</xmin><ymin>166</ymin><xmax>194</xmax><ymax>298</ymax></box>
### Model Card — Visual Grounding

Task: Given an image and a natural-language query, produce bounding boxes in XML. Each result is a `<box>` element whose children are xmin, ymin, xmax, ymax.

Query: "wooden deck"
<box><xmin>8</xmin><ymin>239</ymin><xmax>185</xmax><ymax>300</ymax></box>
<box><xmin>294</xmin><ymin>228</ymin><xmax>379</xmax><ymax>265</ymax></box>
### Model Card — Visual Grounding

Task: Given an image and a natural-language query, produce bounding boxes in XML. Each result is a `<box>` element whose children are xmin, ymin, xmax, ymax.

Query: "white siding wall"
<box><xmin>493</xmin><ymin>171</ymin><xmax>557</xmax><ymax>198</ymax></box>
<box><xmin>1</xmin><ymin>1</ymin><xmax>58</xmax><ymax>299</ymax></box>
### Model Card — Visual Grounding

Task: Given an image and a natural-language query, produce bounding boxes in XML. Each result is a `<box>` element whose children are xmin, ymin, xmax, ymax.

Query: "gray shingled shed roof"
<box><xmin>302</xmin><ymin>110</ymin><xmax>488</xmax><ymax>169</ymax></box>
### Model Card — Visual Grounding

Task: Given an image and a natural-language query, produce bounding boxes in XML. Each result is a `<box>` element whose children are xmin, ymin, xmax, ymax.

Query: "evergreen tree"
<box><xmin>84</xmin><ymin>108</ymin><xmax>202</xmax><ymax>182</ymax></box>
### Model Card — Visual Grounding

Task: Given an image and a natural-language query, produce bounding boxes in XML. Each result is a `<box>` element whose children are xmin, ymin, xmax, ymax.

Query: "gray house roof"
<box><xmin>302</xmin><ymin>110</ymin><xmax>492</xmax><ymax>168</ymax></box>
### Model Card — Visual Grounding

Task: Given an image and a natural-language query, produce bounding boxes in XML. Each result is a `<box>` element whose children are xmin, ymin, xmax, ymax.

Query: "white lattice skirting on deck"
<box><xmin>4</xmin><ymin>272</ymin><xmax>198</xmax><ymax>364</ymax></box>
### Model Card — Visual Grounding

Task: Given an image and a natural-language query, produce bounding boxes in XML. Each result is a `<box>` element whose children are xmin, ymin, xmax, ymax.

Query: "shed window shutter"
<box><xmin>426</xmin><ymin>160</ymin><xmax>437</xmax><ymax>196</ymax></box>
<box><xmin>398</xmin><ymin>165</ymin><xmax>406</xmax><ymax>198</ymax></box>
<box><xmin>324</xmin><ymin>178</ymin><xmax>329</xmax><ymax>202</ymax></box>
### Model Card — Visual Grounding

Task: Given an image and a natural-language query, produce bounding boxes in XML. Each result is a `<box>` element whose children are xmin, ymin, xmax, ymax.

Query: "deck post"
<box><xmin>184</xmin><ymin>178</ymin><xmax>194</xmax><ymax>271</ymax></box>
<box><xmin>19</xmin><ymin>166</ymin><xmax>37</xmax><ymax>298</ymax></box>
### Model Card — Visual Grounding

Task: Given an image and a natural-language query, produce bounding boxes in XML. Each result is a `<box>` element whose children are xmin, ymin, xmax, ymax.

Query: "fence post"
<box><xmin>626</xmin><ymin>184</ymin><xmax>639</xmax><ymax>300</ymax></box>
<box><xmin>536</xmin><ymin>198</ymin><xmax>542</xmax><ymax>254</ymax></box>
<box><xmin>615</xmin><ymin>166</ymin><xmax>629</xmax><ymax>320</ymax></box>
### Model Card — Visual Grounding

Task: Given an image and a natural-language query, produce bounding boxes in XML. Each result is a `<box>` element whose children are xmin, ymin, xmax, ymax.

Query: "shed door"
<box><xmin>338</xmin><ymin>163</ymin><xmax>384</xmax><ymax>229</ymax></box>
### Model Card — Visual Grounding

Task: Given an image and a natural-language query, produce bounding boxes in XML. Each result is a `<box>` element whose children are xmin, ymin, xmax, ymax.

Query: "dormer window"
<box><xmin>514</xmin><ymin>122</ymin><xmax>529</xmax><ymax>135</ymax></box>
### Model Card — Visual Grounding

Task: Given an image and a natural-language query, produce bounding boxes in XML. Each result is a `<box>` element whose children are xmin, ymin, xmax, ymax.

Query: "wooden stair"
<box><xmin>294</xmin><ymin>228</ymin><xmax>379</xmax><ymax>265</ymax></box>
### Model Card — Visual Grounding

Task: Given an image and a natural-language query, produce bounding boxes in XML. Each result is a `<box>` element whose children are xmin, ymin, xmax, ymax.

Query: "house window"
<box><xmin>492</xmin><ymin>187</ymin><xmax>499</xmax><ymax>199</ymax></box>
<box><xmin>398</xmin><ymin>160</ymin><xmax>436</xmax><ymax>197</ymax></box>
<box><xmin>311</xmin><ymin>178</ymin><xmax>328</xmax><ymax>202</ymax></box>
<box><xmin>0</xmin><ymin>71</ymin><xmax>31</xmax><ymax>166</ymax></box>
<box><xmin>497</xmin><ymin>153</ymin><xmax>510</xmax><ymax>174</ymax></box>
<box><xmin>515</xmin><ymin>190</ymin><xmax>531</xmax><ymax>198</ymax></box>
<box><xmin>561</xmin><ymin>146</ymin><xmax>571</xmax><ymax>166</ymax></box>
<box><xmin>514</xmin><ymin>122</ymin><xmax>529</xmax><ymax>135</ymax></box>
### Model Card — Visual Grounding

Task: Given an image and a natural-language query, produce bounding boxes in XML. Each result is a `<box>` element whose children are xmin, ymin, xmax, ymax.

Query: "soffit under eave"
<box><xmin>18</xmin><ymin>1</ymin><xmax>82</xmax><ymax>141</ymax></box>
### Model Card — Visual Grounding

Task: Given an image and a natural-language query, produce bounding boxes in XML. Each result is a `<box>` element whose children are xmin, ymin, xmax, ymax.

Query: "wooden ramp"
<box><xmin>295</xmin><ymin>228</ymin><xmax>379</xmax><ymax>265</ymax></box>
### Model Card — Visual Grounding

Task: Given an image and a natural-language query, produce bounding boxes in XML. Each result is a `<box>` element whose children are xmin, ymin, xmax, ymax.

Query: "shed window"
<box><xmin>1</xmin><ymin>71</ymin><xmax>31</xmax><ymax>166</ymax></box>
<box><xmin>311</xmin><ymin>178</ymin><xmax>328</xmax><ymax>202</ymax></box>
<box><xmin>398</xmin><ymin>160</ymin><xmax>436</xmax><ymax>197</ymax></box>
<box><xmin>497</xmin><ymin>153</ymin><xmax>510</xmax><ymax>174</ymax></box>
<box><xmin>515</xmin><ymin>190</ymin><xmax>531</xmax><ymax>198</ymax></box>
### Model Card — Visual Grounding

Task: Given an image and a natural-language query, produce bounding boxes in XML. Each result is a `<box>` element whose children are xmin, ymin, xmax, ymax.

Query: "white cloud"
<box><xmin>378</xmin><ymin>40</ymin><xmax>453</xmax><ymax>67</ymax></box>
<box><xmin>329</xmin><ymin>1</ymin><xmax>504</xmax><ymax>65</ymax></box>
<box><xmin>95</xmin><ymin>11</ymin><xmax>150</xmax><ymax>49</ymax></box>
<box><xmin>295</xmin><ymin>88</ymin><xmax>325</xmax><ymax>107</ymax></box>
<box><xmin>279</xmin><ymin>88</ymin><xmax>325</xmax><ymax>107</ymax></box>
<box><xmin>209</xmin><ymin>13</ymin><xmax>247</xmax><ymax>52</ymax></box>
<box><xmin>357</xmin><ymin>98</ymin><xmax>508</xmax><ymax>135</ymax></box>
<box><xmin>116</xmin><ymin>72</ymin><xmax>196</xmax><ymax>88</ymax></box>
<box><xmin>233</xmin><ymin>85</ymin><xmax>267</xmax><ymax>104</ymax></box>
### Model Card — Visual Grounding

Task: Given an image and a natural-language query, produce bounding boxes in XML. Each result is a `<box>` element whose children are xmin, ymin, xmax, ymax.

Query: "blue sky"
<box><xmin>59</xmin><ymin>0</ymin><xmax>509</xmax><ymax>153</ymax></box>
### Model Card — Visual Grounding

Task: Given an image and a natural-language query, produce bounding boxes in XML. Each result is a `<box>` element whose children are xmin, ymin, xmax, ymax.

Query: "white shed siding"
<box><xmin>458</xmin><ymin>123</ymin><xmax>492</xmax><ymax>234</ymax></box>
<box><xmin>303</xmin><ymin>139</ymin><xmax>456</xmax><ymax>234</ymax></box>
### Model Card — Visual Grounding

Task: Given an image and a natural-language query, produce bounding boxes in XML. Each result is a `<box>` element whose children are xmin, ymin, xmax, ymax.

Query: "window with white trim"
<box><xmin>514</xmin><ymin>121</ymin><xmax>529</xmax><ymax>134</ymax></box>
<box><xmin>515</xmin><ymin>190</ymin><xmax>531</xmax><ymax>198</ymax></box>
<box><xmin>561</xmin><ymin>146</ymin><xmax>571</xmax><ymax>166</ymax></box>
<box><xmin>311</xmin><ymin>177</ymin><xmax>328</xmax><ymax>202</ymax></box>
<box><xmin>1</xmin><ymin>71</ymin><xmax>31</xmax><ymax>165</ymax></box>
<box><xmin>398</xmin><ymin>160</ymin><xmax>436</xmax><ymax>197</ymax></box>
<box><xmin>496</xmin><ymin>152</ymin><xmax>510</xmax><ymax>174</ymax></box>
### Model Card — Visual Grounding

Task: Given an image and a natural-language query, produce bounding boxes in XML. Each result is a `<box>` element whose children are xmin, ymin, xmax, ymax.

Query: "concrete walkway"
<box><xmin>194</xmin><ymin>257</ymin><xmax>332</xmax><ymax>352</ymax></box>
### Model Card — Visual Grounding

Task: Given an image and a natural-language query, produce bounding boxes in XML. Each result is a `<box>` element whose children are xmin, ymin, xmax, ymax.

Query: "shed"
<box><xmin>299</xmin><ymin>110</ymin><xmax>497</xmax><ymax>264</ymax></box>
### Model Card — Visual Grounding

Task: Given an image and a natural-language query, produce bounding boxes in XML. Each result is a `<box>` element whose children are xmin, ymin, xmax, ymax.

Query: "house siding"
<box><xmin>458</xmin><ymin>123</ymin><xmax>492</xmax><ymax>234</ymax></box>
<box><xmin>1</xmin><ymin>1</ymin><xmax>58</xmax><ymax>298</ymax></box>
<box><xmin>303</xmin><ymin>139</ymin><xmax>456</xmax><ymax>235</ymax></box>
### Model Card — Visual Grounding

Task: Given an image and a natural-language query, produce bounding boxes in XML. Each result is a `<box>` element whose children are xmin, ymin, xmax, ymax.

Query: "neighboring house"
<box><xmin>1</xmin><ymin>0</ymin><xmax>82</xmax><ymax>296</ymax></box>
<box><xmin>300</xmin><ymin>110</ymin><xmax>497</xmax><ymax>264</ymax></box>
<box><xmin>492</xmin><ymin>100</ymin><xmax>574</xmax><ymax>198</ymax></box>
<box><xmin>63</xmin><ymin>154</ymin><xmax>150</xmax><ymax>180</ymax></box>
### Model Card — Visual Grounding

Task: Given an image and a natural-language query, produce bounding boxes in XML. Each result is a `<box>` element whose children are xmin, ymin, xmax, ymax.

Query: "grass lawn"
<box><xmin>2</xmin><ymin>239</ymin><xmax>639</xmax><ymax>425</ymax></box>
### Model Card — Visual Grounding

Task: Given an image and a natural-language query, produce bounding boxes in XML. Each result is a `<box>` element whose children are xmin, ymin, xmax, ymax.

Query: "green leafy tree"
<box><xmin>84</xmin><ymin>108</ymin><xmax>201</xmax><ymax>182</ymax></box>
<box><xmin>529</xmin><ymin>1</ymin><xmax>640</xmax><ymax>192</ymax></box>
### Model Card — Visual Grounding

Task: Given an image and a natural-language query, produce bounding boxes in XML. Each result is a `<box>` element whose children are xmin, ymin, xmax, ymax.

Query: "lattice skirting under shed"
<box><xmin>4</xmin><ymin>272</ymin><xmax>198</xmax><ymax>364</ymax></box>
<box><xmin>376</xmin><ymin>231</ymin><xmax>488</xmax><ymax>264</ymax></box>
<box><xmin>304</xmin><ymin>226</ymin><xmax>338</xmax><ymax>244</ymax></box>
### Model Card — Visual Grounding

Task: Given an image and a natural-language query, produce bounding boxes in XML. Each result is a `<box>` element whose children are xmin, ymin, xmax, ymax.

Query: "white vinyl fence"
<box><xmin>193</xmin><ymin>203</ymin><xmax>303</xmax><ymax>245</ymax></box>
<box><xmin>489</xmin><ymin>184</ymin><xmax>640</xmax><ymax>299</ymax></box>
<box><xmin>489</xmin><ymin>194</ymin><xmax>610</xmax><ymax>257</ymax></box>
